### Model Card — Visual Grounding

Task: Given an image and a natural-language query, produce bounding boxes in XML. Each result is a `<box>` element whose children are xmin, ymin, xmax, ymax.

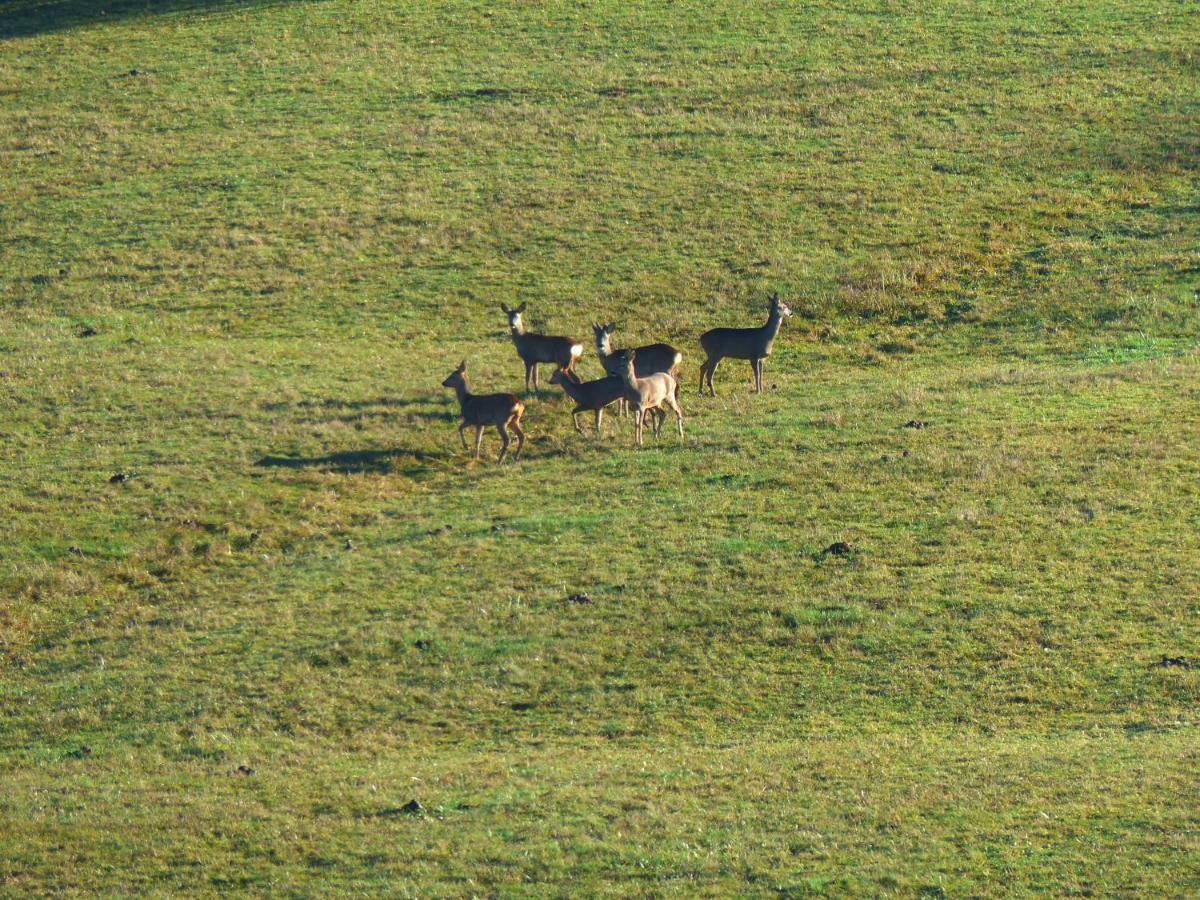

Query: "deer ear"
<box><xmin>500</xmin><ymin>303</ymin><xmax>510</xmax><ymax>314</ymax></box>
<box><xmin>458</xmin><ymin>360</ymin><xmax>467</xmax><ymax>372</ymax></box>
<box><xmin>516</xmin><ymin>302</ymin><xmax>527</xmax><ymax>313</ymax></box>
<box><xmin>627</xmin><ymin>349</ymin><xmax>637</xmax><ymax>362</ymax></box>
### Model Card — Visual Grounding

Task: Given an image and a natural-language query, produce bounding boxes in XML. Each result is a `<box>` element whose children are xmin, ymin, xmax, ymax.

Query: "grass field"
<box><xmin>2</xmin><ymin>0</ymin><xmax>1199</xmax><ymax>894</ymax></box>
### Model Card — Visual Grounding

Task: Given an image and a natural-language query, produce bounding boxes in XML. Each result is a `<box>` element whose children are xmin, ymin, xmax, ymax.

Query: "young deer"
<box><xmin>441</xmin><ymin>361</ymin><xmax>525</xmax><ymax>462</ymax></box>
<box><xmin>501</xmin><ymin>302</ymin><xmax>583</xmax><ymax>393</ymax></box>
<box><xmin>592</xmin><ymin>322</ymin><xmax>683</xmax><ymax>415</ymax></box>
<box><xmin>613</xmin><ymin>350</ymin><xmax>684</xmax><ymax>446</ymax></box>
<box><xmin>548</xmin><ymin>367</ymin><xmax>625</xmax><ymax>437</ymax></box>
<box><xmin>698</xmin><ymin>292</ymin><xmax>793</xmax><ymax>396</ymax></box>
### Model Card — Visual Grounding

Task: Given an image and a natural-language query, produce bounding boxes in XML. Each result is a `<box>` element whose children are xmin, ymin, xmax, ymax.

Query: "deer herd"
<box><xmin>442</xmin><ymin>294</ymin><xmax>793</xmax><ymax>461</ymax></box>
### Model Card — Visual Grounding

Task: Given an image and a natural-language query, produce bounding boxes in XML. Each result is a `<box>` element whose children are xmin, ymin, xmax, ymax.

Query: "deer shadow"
<box><xmin>259</xmin><ymin>396</ymin><xmax>455</xmax><ymax>425</ymax></box>
<box><xmin>1</xmin><ymin>0</ymin><xmax>307</xmax><ymax>40</ymax></box>
<box><xmin>254</xmin><ymin>446</ymin><xmax>441</xmax><ymax>476</ymax></box>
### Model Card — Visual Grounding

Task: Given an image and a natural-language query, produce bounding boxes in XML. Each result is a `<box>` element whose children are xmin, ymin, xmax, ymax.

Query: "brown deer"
<box><xmin>441</xmin><ymin>361</ymin><xmax>525</xmax><ymax>462</ymax></box>
<box><xmin>698</xmin><ymin>292</ymin><xmax>792</xmax><ymax>396</ymax></box>
<box><xmin>548</xmin><ymin>367</ymin><xmax>626</xmax><ymax>437</ymax></box>
<box><xmin>592</xmin><ymin>322</ymin><xmax>683</xmax><ymax>415</ymax></box>
<box><xmin>501</xmin><ymin>302</ymin><xmax>583</xmax><ymax>393</ymax></box>
<box><xmin>613</xmin><ymin>350</ymin><xmax>683</xmax><ymax>446</ymax></box>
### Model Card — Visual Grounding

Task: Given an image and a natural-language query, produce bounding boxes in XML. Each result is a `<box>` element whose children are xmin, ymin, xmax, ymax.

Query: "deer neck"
<box><xmin>763</xmin><ymin>308</ymin><xmax>783</xmax><ymax>340</ymax></box>
<box><xmin>557</xmin><ymin>377</ymin><xmax>582</xmax><ymax>402</ymax></box>
<box><xmin>453</xmin><ymin>379</ymin><xmax>472</xmax><ymax>410</ymax></box>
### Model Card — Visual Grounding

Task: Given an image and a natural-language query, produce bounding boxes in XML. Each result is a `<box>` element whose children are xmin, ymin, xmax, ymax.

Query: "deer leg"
<box><xmin>532</xmin><ymin>363</ymin><xmax>540</xmax><ymax>393</ymax></box>
<box><xmin>459</xmin><ymin>422</ymin><xmax>471</xmax><ymax>452</ymax></box>
<box><xmin>524</xmin><ymin>362</ymin><xmax>532</xmax><ymax>393</ymax></box>
<box><xmin>595</xmin><ymin>407</ymin><xmax>604</xmax><ymax>437</ymax></box>
<box><xmin>496</xmin><ymin>424</ymin><xmax>510</xmax><ymax>462</ymax></box>
<box><xmin>473</xmin><ymin>425</ymin><xmax>484</xmax><ymax>459</ymax></box>
<box><xmin>571</xmin><ymin>408</ymin><xmax>586</xmax><ymax>436</ymax></box>
<box><xmin>703</xmin><ymin>357</ymin><xmax>719</xmax><ymax>396</ymax></box>
<box><xmin>757</xmin><ymin>358</ymin><xmax>765</xmax><ymax>393</ymax></box>
<box><xmin>509</xmin><ymin>414</ymin><xmax>525</xmax><ymax>460</ymax></box>
<box><xmin>667</xmin><ymin>396</ymin><xmax>684</xmax><ymax>440</ymax></box>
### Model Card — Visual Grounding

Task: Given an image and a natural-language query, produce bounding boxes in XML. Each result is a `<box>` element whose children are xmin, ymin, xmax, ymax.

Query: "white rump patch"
<box><xmin>571</xmin><ymin>344</ymin><xmax>583</xmax><ymax>357</ymax></box>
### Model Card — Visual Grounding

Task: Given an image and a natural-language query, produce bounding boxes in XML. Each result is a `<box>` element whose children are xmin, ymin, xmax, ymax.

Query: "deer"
<box><xmin>500</xmin><ymin>302</ymin><xmax>583</xmax><ymax>393</ymax></box>
<box><xmin>698</xmin><ymin>292</ymin><xmax>793</xmax><ymax>396</ymax></box>
<box><xmin>548</xmin><ymin>367</ymin><xmax>626</xmax><ymax>437</ymax></box>
<box><xmin>592</xmin><ymin>322</ymin><xmax>683</xmax><ymax>416</ymax></box>
<box><xmin>441</xmin><ymin>361</ymin><xmax>525</xmax><ymax>462</ymax></box>
<box><xmin>613</xmin><ymin>350</ymin><xmax>683</xmax><ymax>446</ymax></box>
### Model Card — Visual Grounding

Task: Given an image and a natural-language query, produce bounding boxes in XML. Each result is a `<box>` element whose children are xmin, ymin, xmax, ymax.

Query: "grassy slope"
<box><xmin>1</xmin><ymin>0</ymin><xmax>1198</xmax><ymax>894</ymax></box>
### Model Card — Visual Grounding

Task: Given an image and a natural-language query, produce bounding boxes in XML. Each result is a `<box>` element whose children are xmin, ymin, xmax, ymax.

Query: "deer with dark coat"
<box><xmin>548</xmin><ymin>368</ymin><xmax>625</xmax><ymax>437</ymax></box>
<box><xmin>698</xmin><ymin>293</ymin><xmax>792</xmax><ymax>396</ymax></box>
<box><xmin>501</xmin><ymin>302</ymin><xmax>583</xmax><ymax>393</ymax></box>
<box><xmin>441</xmin><ymin>361</ymin><xmax>525</xmax><ymax>462</ymax></box>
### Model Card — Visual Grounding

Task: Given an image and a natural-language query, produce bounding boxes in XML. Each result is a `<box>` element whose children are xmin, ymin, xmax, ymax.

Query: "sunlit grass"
<box><xmin>1</xmin><ymin>0</ymin><xmax>1198</xmax><ymax>894</ymax></box>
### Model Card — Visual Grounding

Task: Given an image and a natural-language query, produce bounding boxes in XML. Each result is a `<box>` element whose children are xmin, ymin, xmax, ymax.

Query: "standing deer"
<box><xmin>698</xmin><ymin>292</ymin><xmax>793</xmax><ymax>396</ymax></box>
<box><xmin>592</xmin><ymin>322</ymin><xmax>683</xmax><ymax>415</ymax></box>
<box><xmin>613</xmin><ymin>350</ymin><xmax>684</xmax><ymax>446</ymax></box>
<box><xmin>548</xmin><ymin>368</ymin><xmax>625</xmax><ymax>437</ymax></box>
<box><xmin>441</xmin><ymin>361</ymin><xmax>525</xmax><ymax>462</ymax></box>
<box><xmin>501</xmin><ymin>302</ymin><xmax>583</xmax><ymax>393</ymax></box>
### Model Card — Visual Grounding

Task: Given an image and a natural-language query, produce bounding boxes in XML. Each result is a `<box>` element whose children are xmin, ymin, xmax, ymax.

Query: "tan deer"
<box><xmin>613</xmin><ymin>350</ymin><xmax>683</xmax><ymax>446</ymax></box>
<box><xmin>698</xmin><ymin>292</ymin><xmax>792</xmax><ymax>396</ymax></box>
<box><xmin>548</xmin><ymin>367</ymin><xmax>625</xmax><ymax>437</ymax></box>
<box><xmin>501</xmin><ymin>302</ymin><xmax>583</xmax><ymax>393</ymax></box>
<box><xmin>441</xmin><ymin>361</ymin><xmax>525</xmax><ymax>462</ymax></box>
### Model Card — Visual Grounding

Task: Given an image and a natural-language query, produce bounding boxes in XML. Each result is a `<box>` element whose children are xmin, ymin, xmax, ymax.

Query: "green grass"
<box><xmin>2</xmin><ymin>0</ymin><xmax>1198</xmax><ymax>894</ymax></box>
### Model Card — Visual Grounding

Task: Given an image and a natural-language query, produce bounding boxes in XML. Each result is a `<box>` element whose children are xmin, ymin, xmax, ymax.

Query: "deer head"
<box><xmin>442</xmin><ymin>360</ymin><xmax>468</xmax><ymax>389</ymax></box>
<box><xmin>548</xmin><ymin>367</ymin><xmax>582</xmax><ymax>386</ymax></box>
<box><xmin>500</xmin><ymin>302</ymin><xmax>527</xmax><ymax>332</ymax></box>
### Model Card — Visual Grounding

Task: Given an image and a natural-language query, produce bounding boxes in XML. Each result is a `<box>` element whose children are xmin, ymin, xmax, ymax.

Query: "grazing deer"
<box><xmin>441</xmin><ymin>361</ymin><xmax>525</xmax><ymax>462</ymax></box>
<box><xmin>613</xmin><ymin>350</ymin><xmax>683</xmax><ymax>446</ymax></box>
<box><xmin>592</xmin><ymin>322</ymin><xmax>683</xmax><ymax>415</ymax></box>
<box><xmin>698</xmin><ymin>292</ymin><xmax>793</xmax><ymax>396</ymax></box>
<box><xmin>548</xmin><ymin>368</ymin><xmax>625</xmax><ymax>437</ymax></box>
<box><xmin>501</xmin><ymin>302</ymin><xmax>583</xmax><ymax>393</ymax></box>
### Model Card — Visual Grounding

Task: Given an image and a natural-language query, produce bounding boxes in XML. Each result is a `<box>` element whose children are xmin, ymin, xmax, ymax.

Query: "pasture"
<box><xmin>2</xmin><ymin>0</ymin><xmax>1198</xmax><ymax>893</ymax></box>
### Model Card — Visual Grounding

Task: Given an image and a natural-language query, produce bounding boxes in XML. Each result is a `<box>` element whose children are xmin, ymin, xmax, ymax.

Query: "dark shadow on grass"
<box><xmin>259</xmin><ymin>396</ymin><xmax>456</xmax><ymax>425</ymax></box>
<box><xmin>1</xmin><ymin>0</ymin><xmax>304</xmax><ymax>40</ymax></box>
<box><xmin>255</xmin><ymin>447</ymin><xmax>440</xmax><ymax>476</ymax></box>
